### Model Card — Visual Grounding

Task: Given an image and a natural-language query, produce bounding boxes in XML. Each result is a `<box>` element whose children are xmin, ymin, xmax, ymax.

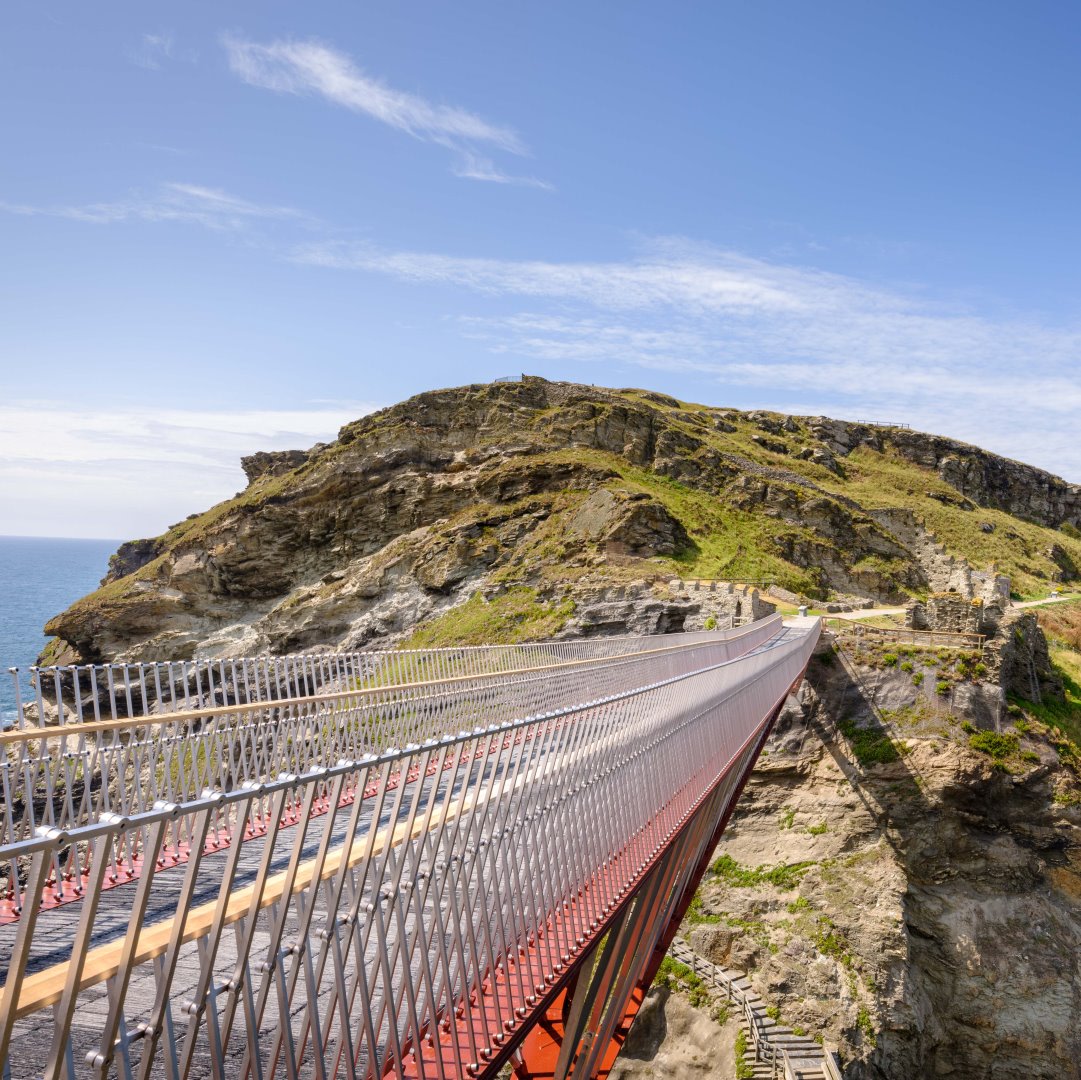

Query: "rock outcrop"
<box><xmin>810</xmin><ymin>418</ymin><xmax>1081</xmax><ymax>530</ymax></box>
<box><xmin>24</xmin><ymin>376</ymin><xmax>1081</xmax><ymax>1078</ymax></box>
<box><xmin>41</xmin><ymin>378</ymin><xmax>1081</xmax><ymax>674</ymax></box>
<box><xmin>241</xmin><ymin>447</ymin><xmax>322</xmax><ymax>484</ymax></box>
<box><xmin>636</xmin><ymin>630</ymin><xmax>1081</xmax><ymax>1080</ymax></box>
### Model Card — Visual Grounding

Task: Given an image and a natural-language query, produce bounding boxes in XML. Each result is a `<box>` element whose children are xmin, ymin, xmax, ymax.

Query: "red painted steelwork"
<box><xmin>594</xmin><ymin>691</ymin><xmax>794</xmax><ymax>1078</ymax></box>
<box><xmin>394</xmin><ymin>666</ymin><xmax>809</xmax><ymax>1080</ymax></box>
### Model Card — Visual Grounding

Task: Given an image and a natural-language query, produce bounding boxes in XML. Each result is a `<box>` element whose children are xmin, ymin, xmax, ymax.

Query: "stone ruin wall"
<box><xmin>668</xmin><ymin>580</ymin><xmax>777</xmax><ymax>628</ymax></box>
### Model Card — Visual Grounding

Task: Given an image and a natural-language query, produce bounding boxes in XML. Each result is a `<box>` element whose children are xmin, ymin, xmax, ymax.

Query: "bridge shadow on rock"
<box><xmin>799</xmin><ymin>635</ymin><xmax>938</xmax><ymax>858</ymax></box>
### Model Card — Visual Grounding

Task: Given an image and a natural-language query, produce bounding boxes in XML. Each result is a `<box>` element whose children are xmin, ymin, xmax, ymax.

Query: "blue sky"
<box><xmin>3</xmin><ymin>1</ymin><xmax>1081</xmax><ymax>538</ymax></box>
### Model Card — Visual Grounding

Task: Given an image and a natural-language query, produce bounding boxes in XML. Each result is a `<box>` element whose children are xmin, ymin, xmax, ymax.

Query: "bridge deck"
<box><xmin>0</xmin><ymin>618</ymin><xmax>819</xmax><ymax>1080</ymax></box>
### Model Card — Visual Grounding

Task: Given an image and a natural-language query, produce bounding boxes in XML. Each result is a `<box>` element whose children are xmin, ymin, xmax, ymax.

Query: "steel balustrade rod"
<box><xmin>0</xmin><ymin>620</ymin><xmax>785</xmax><ymax>921</ymax></box>
<box><xmin>0</xmin><ymin>620</ymin><xmax>819</xmax><ymax>1079</ymax></box>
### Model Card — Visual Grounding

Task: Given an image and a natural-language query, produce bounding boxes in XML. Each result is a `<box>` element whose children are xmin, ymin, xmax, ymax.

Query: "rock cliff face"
<box><xmin>810</xmin><ymin>418</ymin><xmax>1081</xmax><ymax>530</ymax></box>
<box><xmin>27</xmin><ymin>377</ymin><xmax>1081</xmax><ymax>1078</ymax></box>
<box><xmin>631</xmin><ymin>631</ymin><xmax>1081</xmax><ymax>1080</ymax></box>
<box><xmin>42</xmin><ymin>378</ymin><xmax>1081</xmax><ymax>667</ymax></box>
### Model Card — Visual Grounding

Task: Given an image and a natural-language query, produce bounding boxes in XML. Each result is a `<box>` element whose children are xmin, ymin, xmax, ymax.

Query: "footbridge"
<box><xmin>0</xmin><ymin>614</ymin><xmax>819</xmax><ymax>1079</ymax></box>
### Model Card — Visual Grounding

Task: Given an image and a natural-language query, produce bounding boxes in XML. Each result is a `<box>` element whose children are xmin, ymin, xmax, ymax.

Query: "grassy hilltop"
<box><xmin>42</xmin><ymin>376</ymin><xmax>1081</xmax><ymax>663</ymax></box>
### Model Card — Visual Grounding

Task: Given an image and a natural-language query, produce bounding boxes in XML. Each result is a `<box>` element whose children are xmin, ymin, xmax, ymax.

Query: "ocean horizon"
<box><xmin>0</xmin><ymin>535</ymin><xmax>120</xmax><ymax>724</ymax></box>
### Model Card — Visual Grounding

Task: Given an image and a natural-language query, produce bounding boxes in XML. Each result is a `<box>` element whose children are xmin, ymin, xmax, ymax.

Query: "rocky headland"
<box><xmin>35</xmin><ymin>377</ymin><xmax>1081</xmax><ymax>1078</ymax></box>
<box><xmin>41</xmin><ymin>377</ymin><xmax>1081</xmax><ymax>667</ymax></box>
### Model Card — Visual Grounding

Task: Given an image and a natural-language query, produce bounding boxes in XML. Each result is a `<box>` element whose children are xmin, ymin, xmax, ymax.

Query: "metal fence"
<box><xmin>0</xmin><ymin>617</ymin><xmax>818</xmax><ymax>1079</ymax></box>
<box><xmin>6</xmin><ymin>629</ymin><xmax>735</xmax><ymax>732</ymax></box>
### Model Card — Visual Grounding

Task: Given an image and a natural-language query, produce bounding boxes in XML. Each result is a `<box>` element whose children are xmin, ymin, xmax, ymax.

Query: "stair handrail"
<box><xmin>669</xmin><ymin>940</ymin><xmax>782</xmax><ymax>1065</ymax></box>
<box><xmin>822</xmin><ymin>1047</ymin><xmax>844</xmax><ymax>1080</ymax></box>
<box><xmin>668</xmin><ymin>940</ymin><xmax>844</xmax><ymax>1076</ymax></box>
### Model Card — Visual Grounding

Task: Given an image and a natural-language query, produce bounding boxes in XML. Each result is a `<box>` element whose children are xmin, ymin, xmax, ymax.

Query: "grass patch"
<box><xmin>735</xmin><ymin>1030</ymin><xmax>755</xmax><ymax>1079</ymax></box>
<box><xmin>837</xmin><ymin>716</ymin><xmax>905</xmax><ymax>766</ymax></box>
<box><xmin>654</xmin><ymin>956</ymin><xmax>711</xmax><ymax>1008</ymax></box>
<box><xmin>711</xmin><ymin>854</ymin><xmax>816</xmax><ymax>890</ymax></box>
<box><xmin>968</xmin><ymin>729</ymin><xmax>1020</xmax><ymax>762</ymax></box>
<box><xmin>400</xmin><ymin>587</ymin><xmax>575</xmax><ymax>647</ymax></box>
<box><xmin>685</xmin><ymin>892</ymin><xmax>722</xmax><ymax>925</ymax></box>
<box><xmin>817</xmin><ymin>446</ymin><xmax>1081</xmax><ymax>598</ymax></box>
<box><xmin>857</xmin><ymin>1005</ymin><xmax>877</xmax><ymax>1047</ymax></box>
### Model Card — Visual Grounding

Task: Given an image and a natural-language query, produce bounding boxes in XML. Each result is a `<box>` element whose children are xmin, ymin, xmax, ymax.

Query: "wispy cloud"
<box><xmin>0</xmin><ymin>182</ymin><xmax>308</xmax><ymax>232</ymax></box>
<box><xmin>0</xmin><ymin>403</ymin><xmax>377</xmax><ymax>539</ymax></box>
<box><xmin>9</xmin><ymin>170</ymin><xmax>1077</xmax><ymax>481</ymax></box>
<box><xmin>222</xmin><ymin>35</ymin><xmax>547</xmax><ymax>187</ymax></box>
<box><xmin>128</xmin><ymin>31</ymin><xmax>198</xmax><ymax>70</ymax></box>
<box><xmin>297</xmin><ymin>236</ymin><xmax>1081</xmax><ymax>480</ymax></box>
<box><xmin>451</xmin><ymin>153</ymin><xmax>553</xmax><ymax>191</ymax></box>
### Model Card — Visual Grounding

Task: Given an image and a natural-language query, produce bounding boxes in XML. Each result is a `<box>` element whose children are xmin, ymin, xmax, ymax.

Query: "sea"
<box><xmin>0</xmin><ymin>535</ymin><xmax>120</xmax><ymax>727</ymax></box>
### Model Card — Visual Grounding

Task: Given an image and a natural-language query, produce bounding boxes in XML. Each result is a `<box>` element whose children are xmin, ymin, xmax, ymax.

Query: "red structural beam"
<box><xmin>396</xmin><ymin>663</ymin><xmax>809</xmax><ymax>1080</ymax></box>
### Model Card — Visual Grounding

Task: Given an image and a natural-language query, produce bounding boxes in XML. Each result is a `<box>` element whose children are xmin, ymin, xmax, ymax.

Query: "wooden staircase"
<box><xmin>668</xmin><ymin>941</ymin><xmax>841</xmax><ymax>1079</ymax></box>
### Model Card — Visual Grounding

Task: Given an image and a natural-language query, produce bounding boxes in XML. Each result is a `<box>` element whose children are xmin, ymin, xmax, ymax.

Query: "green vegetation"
<box><xmin>1025</xmin><ymin>603</ymin><xmax>1081</xmax><ymax>748</ymax></box>
<box><xmin>857</xmin><ymin>1006</ymin><xmax>877</xmax><ymax>1046</ymax></box>
<box><xmin>812</xmin><ymin>916</ymin><xmax>851</xmax><ymax>963</ymax></box>
<box><xmin>786</xmin><ymin>895</ymin><xmax>812</xmax><ymax>914</ymax></box>
<box><xmin>610</xmin><ymin>461</ymin><xmax>824</xmax><ymax>593</ymax></box>
<box><xmin>816</xmin><ymin>445</ymin><xmax>1081</xmax><ymax>598</ymax></box>
<box><xmin>778</xmin><ymin>806</ymin><xmax>796</xmax><ymax>830</ymax></box>
<box><xmin>711</xmin><ymin>854</ymin><xmax>816</xmax><ymax>890</ymax></box>
<box><xmin>724</xmin><ymin>915</ymin><xmax>772</xmax><ymax>948</ymax></box>
<box><xmin>968</xmin><ymin>729</ymin><xmax>1020</xmax><ymax>762</ymax></box>
<box><xmin>400</xmin><ymin>587</ymin><xmax>575</xmax><ymax>647</ymax></box>
<box><xmin>685</xmin><ymin>891</ymin><xmax>721</xmax><ymax>926</ymax></box>
<box><xmin>807</xmin><ymin>821</ymin><xmax>829</xmax><ymax>836</ymax></box>
<box><xmin>49</xmin><ymin>380</ymin><xmax>1081</xmax><ymax>658</ymax></box>
<box><xmin>836</xmin><ymin>715</ymin><xmax>905</xmax><ymax>766</ymax></box>
<box><xmin>654</xmin><ymin>956</ymin><xmax>711</xmax><ymax>1008</ymax></box>
<box><xmin>734</xmin><ymin>1030</ymin><xmax>755</xmax><ymax>1079</ymax></box>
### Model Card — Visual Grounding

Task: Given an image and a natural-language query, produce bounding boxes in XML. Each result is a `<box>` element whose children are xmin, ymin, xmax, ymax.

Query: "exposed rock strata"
<box><xmin>810</xmin><ymin>418</ymin><xmax>1081</xmax><ymax>529</ymax></box>
<box><xmin>632</xmin><ymin>634</ymin><xmax>1081</xmax><ymax>1079</ymax></box>
<box><xmin>41</xmin><ymin>378</ymin><xmax>1081</xmax><ymax>676</ymax></box>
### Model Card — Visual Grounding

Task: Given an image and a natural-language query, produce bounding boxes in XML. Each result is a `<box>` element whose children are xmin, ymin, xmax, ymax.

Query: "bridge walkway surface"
<box><xmin>0</xmin><ymin>616</ymin><xmax>819</xmax><ymax>1080</ymax></box>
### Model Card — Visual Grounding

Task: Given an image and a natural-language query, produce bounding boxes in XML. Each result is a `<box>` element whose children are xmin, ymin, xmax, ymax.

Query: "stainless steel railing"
<box><xmin>0</xmin><ymin>620</ymin><xmax>785</xmax><ymax>915</ymax></box>
<box><xmin>6</xmin><ymin>629</ymin><xmax>736</xmax><ymax>732</ymax></box>
<box><xmin>0</xmin><ymin>618</ymin><xmax>818</xmax><ymax>1079</ymax></box>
